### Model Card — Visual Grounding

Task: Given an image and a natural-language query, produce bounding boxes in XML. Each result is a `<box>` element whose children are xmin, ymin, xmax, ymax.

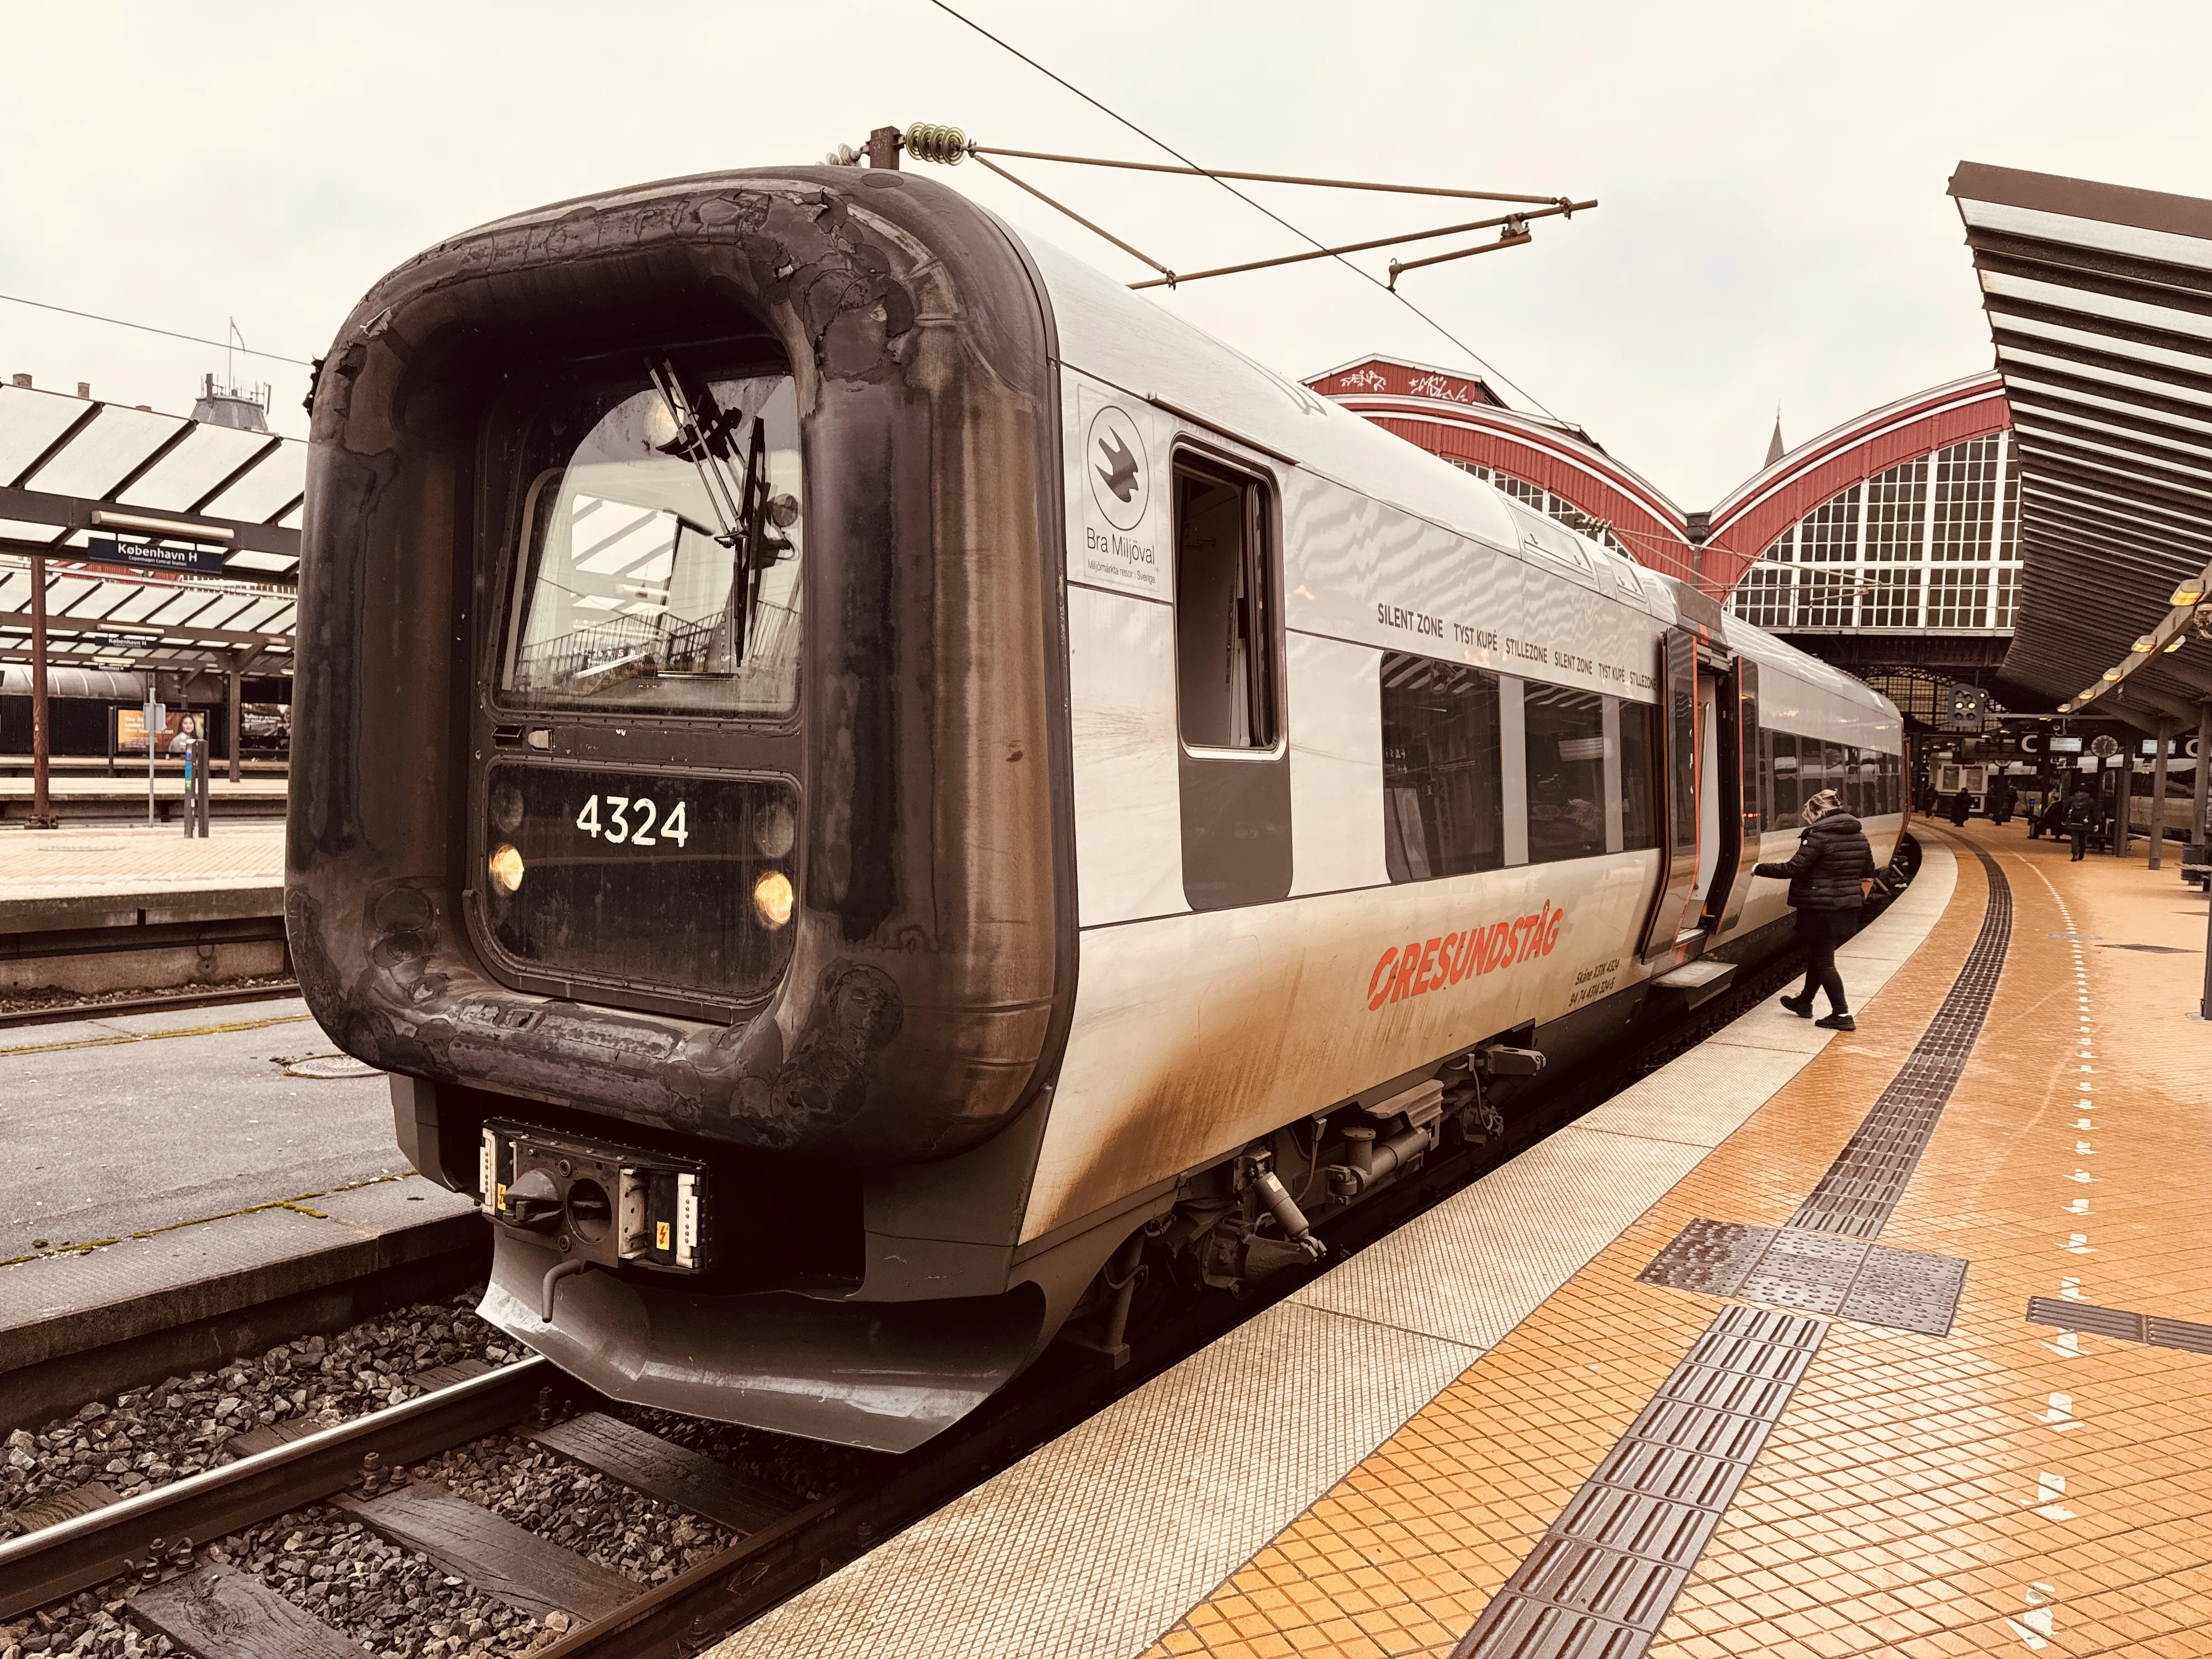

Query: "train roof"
<box><xmin>1012</xmin><ymin>228</ymin><xmax>1898</xmax><ymax>733</ymax></box>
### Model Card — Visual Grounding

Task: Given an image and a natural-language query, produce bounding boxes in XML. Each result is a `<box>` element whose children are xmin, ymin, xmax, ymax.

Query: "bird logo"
<box><xmin>1084</xmin><ymin>404</ymin><xmax>1150</xmax><ymax>532</ymax></box>
<box><xmin>1096</xmin><ymin>429</ymin><xmax>1140</xmax><ymax>502</ymax></box>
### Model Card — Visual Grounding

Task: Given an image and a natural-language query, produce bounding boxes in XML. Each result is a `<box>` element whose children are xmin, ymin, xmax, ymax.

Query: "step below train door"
<box><xmin>1634</xmin><ymin>627</ymin><xmax>1702</xmax><ymax>962</ymax></box>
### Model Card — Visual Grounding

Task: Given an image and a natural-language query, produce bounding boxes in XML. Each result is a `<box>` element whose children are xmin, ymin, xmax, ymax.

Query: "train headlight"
<box><xmin>489</xmin><ymin>843</ymin><xmax>526</xmax><ymax>894</ymax></box>
<box><xmin>753</xmin><ymin>870</ymin><xmax>794</xmax><ymax>928</ymax></box>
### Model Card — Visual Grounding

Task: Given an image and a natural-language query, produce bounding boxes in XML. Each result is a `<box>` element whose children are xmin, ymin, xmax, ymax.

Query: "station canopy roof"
<box><xmin>0</xmin><ymin>561</ymin><xmax>294</xmax><ymax>681</ymax></box>
<box><xmin>1951</xmin><ymin>161</ymin><xmax>2212</xmax><ymax>730</ymax></box>
<box><xmin>0</xmin><ymin>379</ymin><xmax>301</xmax><ymax>684</ymax></box>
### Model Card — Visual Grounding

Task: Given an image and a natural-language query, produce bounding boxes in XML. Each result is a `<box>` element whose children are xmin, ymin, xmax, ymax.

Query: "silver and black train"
<box><xmin>289</xmin><ymin>156</ymin><xmax>1904</xmax><ymax>1452</ymax></box>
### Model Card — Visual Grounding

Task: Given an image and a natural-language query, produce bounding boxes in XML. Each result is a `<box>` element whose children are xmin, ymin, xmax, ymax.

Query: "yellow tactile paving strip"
<box><xmin>1147</xmin><ymin>823</ymin><xmax>2212</xmax><ymax>1659</ymax></box>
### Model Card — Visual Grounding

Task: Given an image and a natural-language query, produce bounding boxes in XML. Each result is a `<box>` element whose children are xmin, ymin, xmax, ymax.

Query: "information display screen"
<box><xmin>481</xmin><ymin>765</ymin><xmax>798</xmax><ymax>1005</ymax></box>
<box><xmin>2049</xmin><ymin>736</ymin><xmax>2083</xmax><ymax>753</ymax></box>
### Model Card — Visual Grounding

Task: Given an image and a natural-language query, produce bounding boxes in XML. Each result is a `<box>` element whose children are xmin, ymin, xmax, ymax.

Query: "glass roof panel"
<box><xmin>224</xmin><ymin>549</ymin><xmax>298</xmax><ymax>575</ymax></box>
<box><xmin>0</xmin><ymin>388</ymin><xmax>93</xmax><ymax>486</ymax></box>
<box><xmin>0</xmin><ymin>518</ymin><xmax>66</xmax><ymax>544</ymax></box>
<box><xmin>1961</xmin><ymin>198</ymin><xmax>2212</xmax><ymax>274</ymax></box>
<box><xmin>198</xmin><ymin>445</ymin><xmax>306</xmax><ymax>523</ymax></box>
<box><xmin>116</xmin><ymin>427</ymin><xmax>273</xmax><ymax>513</ymax></box>
<box><xmin>1981</xmin><ymin>269</ymin><xmax>2212</xmax><ymax>344</ymax></box>
<box><xmin>22</xmin><ymin>405</ymin><xmax>185</xmax><ymax>497</ymax></box>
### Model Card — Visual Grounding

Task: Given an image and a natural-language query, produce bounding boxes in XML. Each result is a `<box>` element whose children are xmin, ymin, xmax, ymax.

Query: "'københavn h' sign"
<box><xmin>84</xmin><ymin>537</ymin><xmax>226</xmax><ymax>577</ymax></box>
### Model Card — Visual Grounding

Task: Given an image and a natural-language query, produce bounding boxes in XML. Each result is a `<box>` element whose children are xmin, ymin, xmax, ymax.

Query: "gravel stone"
<box><xmin>0</xmin><ymin>1291</ymin><xmax>506</xmax><ymax>1537</ymax></box>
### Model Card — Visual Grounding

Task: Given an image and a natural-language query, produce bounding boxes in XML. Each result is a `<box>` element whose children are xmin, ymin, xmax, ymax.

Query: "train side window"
<box><xmin>1524</xmin><ymin>684</ymin><xmax>1607</xmax><ymax>863</ymax></box>
<box><xmin>1798</xmin><ymin>738</ymin><xmax>1830</xmax><ymax>807</ymax></box>
<box><xmin>1173</xmin><ymin>459</ymin><xmax>1278</xmax><ymax>750</ymax></box>
<box><xmin>1380</xmin><ymin>654</ymin><xmax>1504</xmax><ymax>881</ymax></box>
<box><xmin>1617</xmin><ymin>699</ymin><xmax>1660</xmax><ymax>851</ymax></box>
<box><xmin>1852</xmin><ymin>748</ymin><xmax>1877</xmax><ymax>817</ymax></box>
<box><xmin>1770</xmin><ymin>732</ymin><xmax>1799</xmax><ymax>826</ymax></box>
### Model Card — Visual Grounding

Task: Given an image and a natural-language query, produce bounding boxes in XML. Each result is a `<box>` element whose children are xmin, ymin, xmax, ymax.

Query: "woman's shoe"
<box><xmin>1815</xmin><ymin>1013</ymin><xmax>1855</xmax><ymax>1031</ymax></box>
<box><xmin>1780</xmin><ymin>992</ymin><xmax>1815</xmax><ymax>1018</ymax></box>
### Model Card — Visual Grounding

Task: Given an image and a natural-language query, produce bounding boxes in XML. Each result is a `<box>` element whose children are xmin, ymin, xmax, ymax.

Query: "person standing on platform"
<box><xmin>2039</xmin><ymin>788</ymin><xmax>2067</xmax><ymax>842</ymax></box>
<box><xmin>1989</xmin><ymin>777</ymin><xmax>2014</xmax><ymax>826</ymax></box>
<box><xmin>2064</xmin><ymin>784</ymin><xmax>2098</xmax><ymax>861</ymax></box>
<box><xmin>1758</xmin><ymin>787</ymin><xmax>1875</xmax><ymax>1032</ymax></box>
<box><xmin>1948</xmin><ymin>790</ymin><xmax>1971</xmax><ymax>826</ymax></box>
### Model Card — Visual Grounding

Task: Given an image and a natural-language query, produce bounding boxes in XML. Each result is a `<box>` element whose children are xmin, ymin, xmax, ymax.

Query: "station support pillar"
<box><xmin>2151</xmin><ymin>716</ymin><xmax>2171</xmax><ymax>870</ymax></box>
<box><xmin>227</xmin><ymin>664</ymin><xmax>242</xmax><ymax>784</ymax></box>
<box><xmin>27</xmin><ymin>553</ymin><xmax>58</xmax><ymax>830</ymax></box>
<box><xmin>2197</xmin><ymin>702</ymin><xmax>2211</xmax><ymax>848</ymax></box>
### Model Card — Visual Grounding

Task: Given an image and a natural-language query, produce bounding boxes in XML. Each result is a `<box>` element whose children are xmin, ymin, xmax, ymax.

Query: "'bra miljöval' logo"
<box><xmin>1085</xmin><ymin>405</ymin><xmax>1148</xmax><ymax>532</ymax></box>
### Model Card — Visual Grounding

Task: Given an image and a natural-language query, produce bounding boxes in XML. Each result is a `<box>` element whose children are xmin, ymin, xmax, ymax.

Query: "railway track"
<box><xmin>0</xmin><ymin>843</ymin><xmax>1922</xmax><ymax>1657</ymax></box>
<box><xmin>0</xmin><ymin>981</ymin><xmax>303</xmax><ymax>1032</ymax></box>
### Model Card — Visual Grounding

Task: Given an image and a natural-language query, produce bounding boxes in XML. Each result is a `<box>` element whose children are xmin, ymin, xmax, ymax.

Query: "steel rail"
<box><xmin>0</xmin><ymin>1356</ymin><xmax>549</xmax><ymax>1617</ymax></box>
<box><xmin>0</xmin><ymin>981</ymin><xmax>301</xmax><ymax>1031</ymax></box>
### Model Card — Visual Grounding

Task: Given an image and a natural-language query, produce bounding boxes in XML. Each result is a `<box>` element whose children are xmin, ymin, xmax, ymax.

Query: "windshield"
<box><xmin>501</xmin><ymin>361</ymin><xmax>802</xmax><ymax>715</ymax></box>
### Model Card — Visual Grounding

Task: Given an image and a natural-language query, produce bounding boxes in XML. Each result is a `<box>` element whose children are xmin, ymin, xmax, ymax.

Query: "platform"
<box><xmin>0</xmin><ymin>822</ymin><xmax>287</xmax><ymax>994</ymax></box>
<box><xmin>0</xmin><ymin>993</ymin><xmax>478</xmax><ymax>1430</ymax></box>
<box><xmin>0</xmin><ymin>821</ymin><xmax>284</xmax><ymax>904</ymax></box>
<box><xmin>721</xmin><ymin>822</ymin><xmax>2212</xmax><ymax>1659</ymax></box>
<box><xmin>0</xmin><ymin>776</ymin><xmax>287</xmax><ymax>823</ymax></box>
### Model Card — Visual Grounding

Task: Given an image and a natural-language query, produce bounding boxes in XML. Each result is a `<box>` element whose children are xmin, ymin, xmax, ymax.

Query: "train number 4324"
<box><xmin>574</xmin><ymin>794</ymin><xmax>689</xmax><ymax>848</ymax></box>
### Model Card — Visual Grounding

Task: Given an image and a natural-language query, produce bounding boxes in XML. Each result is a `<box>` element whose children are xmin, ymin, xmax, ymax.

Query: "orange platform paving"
<box><xmin>1148</xmin><ymin>821</ymin><xmax>2212</xmax><ymax>1659</ymax></box>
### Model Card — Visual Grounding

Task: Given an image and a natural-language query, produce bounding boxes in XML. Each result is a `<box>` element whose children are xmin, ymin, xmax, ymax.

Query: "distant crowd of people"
<box><xmin>1915</xmin><ymin>772</ymin><xmax>2113</xmax><ymax>862</ymax></box>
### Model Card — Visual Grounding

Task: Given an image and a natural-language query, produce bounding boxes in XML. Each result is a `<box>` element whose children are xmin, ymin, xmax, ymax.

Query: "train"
<box><xmin>288</xmin><ymin>156</ymin><xmax>1904</xmax><ymax>1453</ymax></box>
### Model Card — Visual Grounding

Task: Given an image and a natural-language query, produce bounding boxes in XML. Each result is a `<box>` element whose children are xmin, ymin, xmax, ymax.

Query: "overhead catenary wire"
<box><xmin>0</xmin><ymin>294</ymin><xmax>311</xmax><ymax>366</ymax></box>
<box><xmin>917</xmin><ymin>0</ymin><xmax>1568</xmax><ymax>422</ymax></box>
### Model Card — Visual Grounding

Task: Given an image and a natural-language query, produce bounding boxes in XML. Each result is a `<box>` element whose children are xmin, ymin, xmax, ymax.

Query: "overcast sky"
<box><xmin>4</xmin><ymin>1</ymin><xmax>2208</xmax><ymax>506</ymax></box>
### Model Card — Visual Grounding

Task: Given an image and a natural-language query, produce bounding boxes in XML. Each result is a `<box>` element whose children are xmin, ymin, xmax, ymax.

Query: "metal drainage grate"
<box><xmin>2028</xmin><ymin>1297</ymin><xmax>2212</xmax><ymax>1356</ymax></box>
<box><xmin>1640</xmin><ymin>1220</ymin><xmax>1966</xmax><ymax>1337</ymax></box>
<box><xmin>1453</xmin><ymin>839</ymin><xmax>2012</xmax><ymax>1659</ymax></box>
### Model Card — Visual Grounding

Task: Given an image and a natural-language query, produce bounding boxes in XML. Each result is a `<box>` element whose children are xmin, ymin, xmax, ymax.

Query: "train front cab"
<box><xmin>289</xmin><ymin>169</ymin><xmax>1118</xmax><ymax>1453</ymax></box>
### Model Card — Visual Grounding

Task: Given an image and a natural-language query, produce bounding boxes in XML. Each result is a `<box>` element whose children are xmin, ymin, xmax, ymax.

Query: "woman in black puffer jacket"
<box><xmin>1755</xmin><ymin>787</ymin><xmax>1876</xmax><ymax>1031</ymax></box>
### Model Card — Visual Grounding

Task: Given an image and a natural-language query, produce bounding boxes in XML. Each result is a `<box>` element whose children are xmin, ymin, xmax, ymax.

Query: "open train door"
<box><xmin>1707</xmin><ymin>658</ymin><xmax>1762</xmax><ymax>938</ymax></box>
<box><xmin>1635</xmin><ymin>627</ymin><xmax>1702</xmax><ymax>961</ymax></box>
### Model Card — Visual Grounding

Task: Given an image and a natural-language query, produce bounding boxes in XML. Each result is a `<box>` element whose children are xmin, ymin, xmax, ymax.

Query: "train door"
<box><xmin>1635</xmin><ymin>629</ymin><xmax>1754</xmax><ymax>960</ymax></box>
<box><xmin>1711</xmin><ymin>659</ymin><xmax>1762</xmax><ymax>936</ymax></box>
<box><xmin>1635</xmin><ymin>628</ymin><xmax>1701</xmax><ymax>960</ymax></box>
<box><xmin>1171</xmin><ymin>449</ymin><xmax>1292</xmax><ymax>910</ymax></box>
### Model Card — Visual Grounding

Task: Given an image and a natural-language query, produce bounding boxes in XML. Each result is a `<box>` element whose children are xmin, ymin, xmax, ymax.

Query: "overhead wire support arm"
<box><xmin>1389</xmin><ymin>227</ymin><xmax>1533</xmax><ymax>290</ymax></box>
<box><xmin>967</xmin><ymin>145</ymin><xmax>1576</xmax><ymax>210</ymax></box>
<box><xmin>965</xmin><ymin>152</ymin><xmax>1179</xmax><ymax>287</ymax></box>
<box><xmin>1132</xmin><ymin>201</ymin><xmax>1594</xmax><ymax>292</ymax></box>
<box><xmin>895</xmin><ymin>123</ymin><xmax>1593</xmax><ymax>295</ymax></box>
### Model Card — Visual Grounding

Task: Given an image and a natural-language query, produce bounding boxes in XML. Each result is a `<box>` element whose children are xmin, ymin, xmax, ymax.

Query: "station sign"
<box><xmin>84</xmin><ymin>536</ymin><xmax>226</xmax><ymax>577</ymax></box>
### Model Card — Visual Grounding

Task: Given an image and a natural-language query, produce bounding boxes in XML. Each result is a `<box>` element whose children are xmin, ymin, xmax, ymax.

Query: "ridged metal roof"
<box><xmin>1950</xmin><ymin>161</ymin><xmax>2212</xmax><ymax>731</ymax></box>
